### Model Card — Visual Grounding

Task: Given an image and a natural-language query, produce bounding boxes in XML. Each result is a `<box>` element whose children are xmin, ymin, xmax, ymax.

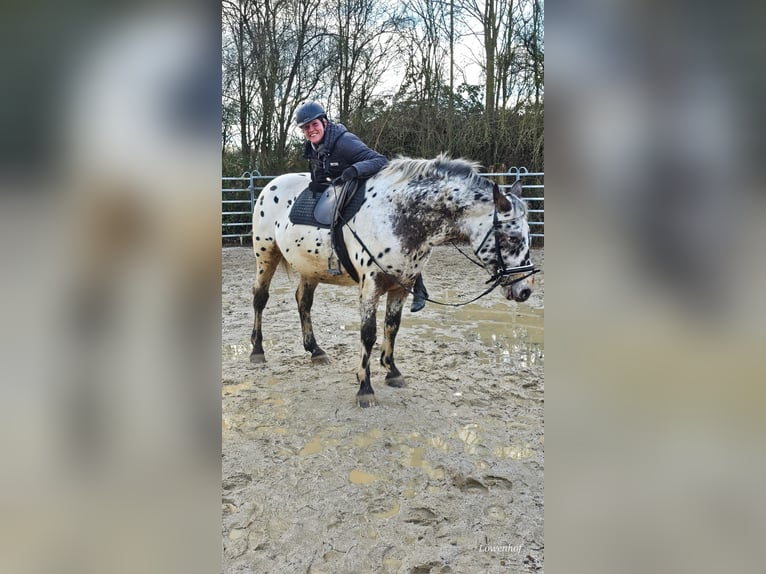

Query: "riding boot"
<box><xmin>410</xmin><ymin>273</ymin><xmax>429</xmax><ymax>313</ymax></box>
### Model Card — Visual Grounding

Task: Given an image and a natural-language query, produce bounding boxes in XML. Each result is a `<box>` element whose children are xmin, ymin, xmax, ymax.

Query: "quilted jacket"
<box><xmin>302</xmin><ymin>122</ymin><xmax>388</xmax><ymax>185</ymax></box>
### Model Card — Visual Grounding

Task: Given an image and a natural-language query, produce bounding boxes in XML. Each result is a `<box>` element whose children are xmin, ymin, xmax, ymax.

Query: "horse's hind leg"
<box><xmin>296</xmin><ymin>277</ymin><xmax>329</xmax><ymax>364</ymax></box>
<box><xmin>380</xmin><ymin>290</ymin><xmax>407</xmax><ymax>388</ymax></box>
<box><xmin>250</xmin><ymin>246</ymin><xmax>282</xmax><ymax>364</ymax></box>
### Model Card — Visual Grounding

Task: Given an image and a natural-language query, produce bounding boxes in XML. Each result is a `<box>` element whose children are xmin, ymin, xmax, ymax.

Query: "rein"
<box><xmin>454</xmin><ymin>204</ymin><xmax>540</xmax><ymax>285</ymax></box>
<box><xmin>451</xmin><ymin>241</ymin><xmax>539</xmax><ymax>286</ymax></box>
<box><xmin>339</xmin><ymin>206</ymin><xmax>539</xmax><ymax>307</ymax></box>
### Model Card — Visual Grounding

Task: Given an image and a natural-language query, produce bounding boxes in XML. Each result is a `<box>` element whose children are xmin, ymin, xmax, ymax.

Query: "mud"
<box><xmin>222</xmin><ymin>245</ymin><xmax>544</xmax><ymax>573</ymax></box>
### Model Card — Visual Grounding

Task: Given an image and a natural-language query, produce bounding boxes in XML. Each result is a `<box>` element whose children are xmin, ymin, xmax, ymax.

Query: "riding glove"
<box><xmin>341</xmin><ymin>166</ymin><xmax>358</xmax><ymax>182</ymax></box>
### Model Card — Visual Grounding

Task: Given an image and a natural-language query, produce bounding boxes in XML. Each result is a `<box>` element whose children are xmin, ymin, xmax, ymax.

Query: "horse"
<box><xmin>249</xmin><ymin>153</ymin><xmax>536</xmax><ymax>407</ymax></box>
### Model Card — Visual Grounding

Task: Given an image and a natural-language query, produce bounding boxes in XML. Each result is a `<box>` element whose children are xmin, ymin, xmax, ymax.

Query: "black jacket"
<box><xmin>302</xmin><ymin>122</ymin><xmax>388</xmax><ymax>185</ymax></box>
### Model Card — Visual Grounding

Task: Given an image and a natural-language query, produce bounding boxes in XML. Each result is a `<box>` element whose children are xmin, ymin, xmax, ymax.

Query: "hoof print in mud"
<box><xmin>524</xmin><ymin>554</ymin><xmax>542</xmax><ymax>571</ymax></box>
<box><xmin>404</xmin><ymin>507</ymin><xmax>440</xmax><ymax>526</ymax></box>
<box><xmin>452</xmin><ymin>474</ymin><xmax>489</xmax><ymax>493</ymax></box>
<box><xmin>310</xmin><ymin>352</ymin><xmax>330</xmax><ymax>364</ymax></box>
<box><xmin>482</xmin><ymin>475</ymin><xmax>513</xmax><ymax>490</ymax></box>
<box><xmin>410</xmin><ymin>560</ymin><xmax>448</xmax><ymax>574</ymax></box>
<box><xmin>222</xmin><ymin>473</ymin><xmax>252</xmax><ymax>491</ymax></box>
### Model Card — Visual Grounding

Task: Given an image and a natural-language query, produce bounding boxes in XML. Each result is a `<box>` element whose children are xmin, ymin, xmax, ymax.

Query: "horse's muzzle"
<box><xmin>514</xmin><ymin>287</ymin><xmax>532</xmax><ymax>302</ymax></box>
<box><xmin>507</xmin><ymin>276</ymin><xmax>534</xmax><ymax>302</ymax></box>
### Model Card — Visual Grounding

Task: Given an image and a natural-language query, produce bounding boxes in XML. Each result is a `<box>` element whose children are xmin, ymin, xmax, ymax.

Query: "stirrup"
<box><xmin>327</xmin><ymin>255</ymin><xmax>342</xmax><ymax>276</ymax></box>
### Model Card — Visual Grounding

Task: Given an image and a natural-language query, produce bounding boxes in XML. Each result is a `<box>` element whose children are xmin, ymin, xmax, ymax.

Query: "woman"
<box><xmin>295</xmin><ymin>101</ymin><xmax>429</xmax><ymax>312</ymax></box>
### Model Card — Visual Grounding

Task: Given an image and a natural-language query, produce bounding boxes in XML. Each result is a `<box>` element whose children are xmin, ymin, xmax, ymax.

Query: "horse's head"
<box><xmin>476</xmin><ymin>180</ymin><xmax>536</xmax><ymax>302</ymax></box>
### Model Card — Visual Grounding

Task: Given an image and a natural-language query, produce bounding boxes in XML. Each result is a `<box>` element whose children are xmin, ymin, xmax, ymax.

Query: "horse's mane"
<box><xmin>379</xmin><ymin>153</ymin><xmax>527</xmax><ymax>217</ymax></box>
<box><xmin>382</xmin><ymin>152</ymin><xmax>487</xmax><ymax>187</ymax></box>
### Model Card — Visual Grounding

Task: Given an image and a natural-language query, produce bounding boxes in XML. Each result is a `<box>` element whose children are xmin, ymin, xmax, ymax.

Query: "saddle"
<box><xmin>288</xmin><ymin>180</ymin><xmax>366</xmax><ymax>282</ymax></box>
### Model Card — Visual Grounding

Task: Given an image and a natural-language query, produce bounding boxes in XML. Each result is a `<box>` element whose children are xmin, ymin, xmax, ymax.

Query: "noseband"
<box><xmin>472</xmin><ymin>201</ymin><xmax>539</xmax><ymax>286</ymax></box>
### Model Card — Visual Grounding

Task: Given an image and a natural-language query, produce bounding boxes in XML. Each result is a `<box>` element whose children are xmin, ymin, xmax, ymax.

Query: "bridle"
<box><xmin>342</xmin><ymin>191</ymin><xmax>538</xmax><ymax>307</ymax></box>
<box><xmin>458</xmin><ymin>196</ymin><xmax>539</xmax><ymax>287</ymax></box>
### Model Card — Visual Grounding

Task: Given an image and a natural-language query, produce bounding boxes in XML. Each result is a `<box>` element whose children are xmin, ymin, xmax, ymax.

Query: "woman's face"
<box><xmin>301</xmin><ymin>119</ymin><xmax>326</xmax><ymax>145</ymax></box>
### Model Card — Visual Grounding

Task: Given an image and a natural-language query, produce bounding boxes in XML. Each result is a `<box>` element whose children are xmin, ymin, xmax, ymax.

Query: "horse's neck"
<box><xmin>391</xmin><ymin>183</ymin><xmax>493</xmax><ymax>250</ymax></box>
<box><xmin>459</xmin><ymin>205</ymin><xmax>496</xmax><ymax>248</ymax></box>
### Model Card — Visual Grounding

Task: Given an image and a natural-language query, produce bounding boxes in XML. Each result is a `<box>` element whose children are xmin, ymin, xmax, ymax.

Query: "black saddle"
<box><xmin>288</xmin><ymin>180</ymin><xmax>367</xmax><ymax>282</ymax></box>
<box><xmin>289</xmin><ymin>180</ymin><xmax>366</xmax><ymax>229</ymax></box>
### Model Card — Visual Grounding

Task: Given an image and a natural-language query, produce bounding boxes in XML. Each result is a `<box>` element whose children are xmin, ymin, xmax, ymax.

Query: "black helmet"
<box><xmin>294</xmin><ymin>101</ymin><xmax>327</xmax><ymax>127</ymax></box>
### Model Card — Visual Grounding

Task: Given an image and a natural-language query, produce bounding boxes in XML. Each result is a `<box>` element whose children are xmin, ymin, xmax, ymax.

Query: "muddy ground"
<box><xmin>222</xmin><ymin>245</ymin><xmax>544</xmax><ymax>573</ymax></box>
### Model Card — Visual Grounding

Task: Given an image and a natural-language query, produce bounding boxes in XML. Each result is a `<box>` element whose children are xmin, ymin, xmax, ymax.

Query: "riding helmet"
<box><xmin>294</xmin><ymin>101</ymin><xmax>327</xmax><ymax>127</ymax></box>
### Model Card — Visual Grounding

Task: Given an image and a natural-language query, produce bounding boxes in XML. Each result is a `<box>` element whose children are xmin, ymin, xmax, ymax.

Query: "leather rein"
<box><xmin>341</xmin><ymin>201</ymin><xmax>539</xmax><ymax>308</ymax></box>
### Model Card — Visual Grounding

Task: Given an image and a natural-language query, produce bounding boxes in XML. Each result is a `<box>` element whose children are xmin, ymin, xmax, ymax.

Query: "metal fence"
<box><xmin>222</xmin><ymin>168</ymin><xmax>544</xmax><ymax>245</ymax></box>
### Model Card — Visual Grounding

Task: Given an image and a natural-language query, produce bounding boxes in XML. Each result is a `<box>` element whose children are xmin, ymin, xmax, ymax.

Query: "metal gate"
<box><xmin>222</xmin><ymin>168</ymin><xmax>544</xmax><ymax>245</ymax></box>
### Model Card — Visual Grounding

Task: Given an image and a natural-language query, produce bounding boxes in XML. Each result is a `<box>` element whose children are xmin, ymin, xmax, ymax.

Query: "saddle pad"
<box><xmin>288</xmin><ymin>181</ymin><xmax>366</xmax><ymax>229</ymax></box>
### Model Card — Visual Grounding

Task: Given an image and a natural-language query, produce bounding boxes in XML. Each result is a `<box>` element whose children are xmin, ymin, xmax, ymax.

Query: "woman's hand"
<box><xmin>341</xmin><ymin>166</ymin><xmax>358</xmax><ymax>182</ymax></box>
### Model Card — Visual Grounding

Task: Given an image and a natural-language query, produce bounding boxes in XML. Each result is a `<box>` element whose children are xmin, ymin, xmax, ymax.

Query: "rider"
<box><xmin>295</xmin><ymin>101</ymin><xmax>429</xmax><ymax>312</ymax></box>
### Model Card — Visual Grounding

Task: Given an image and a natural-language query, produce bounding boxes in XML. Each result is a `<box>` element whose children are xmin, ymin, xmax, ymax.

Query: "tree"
<box><xmin>327</xmin><ymin>0</ymin><xmax>405</xmax><ymax>126</ymax></box>
<box><xmin>221</xmin><ymin>0</ymin><xmax>544</xmax><ymax>174</ymax></box>
<box><xmin>222</xmin><ymin>0</ymin><xmax>255</xmax><ymax>167</ymax></box>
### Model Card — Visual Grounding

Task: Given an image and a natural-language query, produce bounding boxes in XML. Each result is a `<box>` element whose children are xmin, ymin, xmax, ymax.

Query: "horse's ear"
<box><xmin>493</xmin><ymin>183</ymin><xmax>512</xmax><ymax>212</ymax></box>
<box><xmin>508</xmin><ymin>179</ymin><xmax>523</xmax><ymax>198</ymax></box>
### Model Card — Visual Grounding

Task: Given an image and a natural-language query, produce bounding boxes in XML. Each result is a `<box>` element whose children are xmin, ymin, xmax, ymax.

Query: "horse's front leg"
<box><xmin>380</xmin><ymin>289</ymin><xmax>407</xmax><ymax>388</ymax></box>
<box><xmin>296</xmin><ymin>277</ymin><xmax>329</xmax><ymax>364</ymax></box>
<box><xmin>356</xmin><ymin>293</ymin><xmax>381</xmax><ymax>408</ymax></box>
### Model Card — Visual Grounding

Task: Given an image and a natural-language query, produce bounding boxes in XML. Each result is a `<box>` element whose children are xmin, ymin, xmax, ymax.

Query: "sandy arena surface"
<box><xmin>222</xmin><ymin>245</ymin><xmax>544</xmax><ymax>573</ymax></box>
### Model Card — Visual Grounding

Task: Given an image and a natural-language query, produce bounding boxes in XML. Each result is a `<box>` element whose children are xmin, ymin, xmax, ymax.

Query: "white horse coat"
<box><xmin>250</xmin><ymin>154</ymin><xmax>534</xmax><ymax>407</ymax></box>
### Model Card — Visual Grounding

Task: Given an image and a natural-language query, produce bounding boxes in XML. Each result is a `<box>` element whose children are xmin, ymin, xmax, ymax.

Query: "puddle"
<box><xmin>459</xmin><ymin>303</ymin><xmax>543</xmax><ymax>366</ymax></box>
<box><xmin>458</xmin><ymin>423</ymin><xmax>482</xmax><ymax>454</ymax></box>
<box><xmin>484</xmin><ymin>505</ymin><xmax>507</xmax><ymax>521</ymax></box>
<box><xmin>352</xmin><ymin>428</ymin><xmax>384</xmax><ymax>447</ymax></box>
<box><xmin>456</xmin><ymin>424</ymin><xmax>535</xmax><ymax>460</ymax></box>
<box><xmin>494</xmin><ymin>444</ymin><xmax>535</xmax><ymax>460</ymax></box>
<box><xmin>396</xmin><ymin>445</ymin><xmax>444</xmax><ymax>479</ymax></box>
<box><xmin>427</xmin><ymin>436</ymin><xmax>451</xmax><ymax>452</ymax></box>
<box><xmin>403</xmin><ymin>485</ymin><xmax>418</xmax><ymax>499</ymax></box>
<box><xmin>223</xmin><ymin>343</ymin><xmax>251</xmax><ymax>360</ymax></box>
<box><xmin>299</xmin><ymin>434</ymin><xmax>339</xmax><ymax>455</ymax></box>
<box><xmin>228</xmin><ymin>528</ymin><xmax>246</xmax><ymax>541</ymax></box>
<box><xmin>222</xmin><ymin>381</ymin><xmax>250</xmax><ymax>396</ymax></box>
<box><xmin>404</xmin><ymin>302</ymin><xmax>544</xmax><ymax>366</ymax></box>
<box><xmin>299</xmin><ymin>436</ymin><xmax>324</xmax><ymax>455</ymax></box>
<box><xmin>402</xmin><ymin>446</ymin><xmax>426</xmax><ymax>468</ymax></box>
<box><xmin>349</xmin><ymin>469</ymin><xmax>378</xmax><ymax>484</ymax></box>
<box><xmin>371</xmin><ymin>501</ymin><xmax>401</xmax><ymax>519</ymax></box>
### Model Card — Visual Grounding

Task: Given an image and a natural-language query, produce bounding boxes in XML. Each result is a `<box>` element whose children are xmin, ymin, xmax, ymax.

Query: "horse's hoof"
<box><xmin>356</xmin><ymin>394</ymin><xmax>377</xmax><ymax>408</ymax></box>
<box><xmin>385</xmin><ymin>375</ymin><xmax>407</xmax><ymax>388</ymax></box>
<box><xmin>311</xmin><ymin>352</ymin><xmax>330</xmax><ymax>365</ymax></box>
<box><xmin>249</xmin><ymin>353</ymin><xmax>266</xmax><ymax>364</ymax></box>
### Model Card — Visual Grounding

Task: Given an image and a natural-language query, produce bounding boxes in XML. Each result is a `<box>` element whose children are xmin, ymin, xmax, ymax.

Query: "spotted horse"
<box><xmin>250</xmin><ymin>153</ymin><xmax>536</xmax><ymax>407</ymax></box>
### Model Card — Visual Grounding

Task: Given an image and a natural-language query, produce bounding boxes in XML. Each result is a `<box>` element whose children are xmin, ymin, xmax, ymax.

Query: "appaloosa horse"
<box><xmin>250</xmin><ymin>154</ymin><xmax>535</xmax><ymax>407</ymax></box>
